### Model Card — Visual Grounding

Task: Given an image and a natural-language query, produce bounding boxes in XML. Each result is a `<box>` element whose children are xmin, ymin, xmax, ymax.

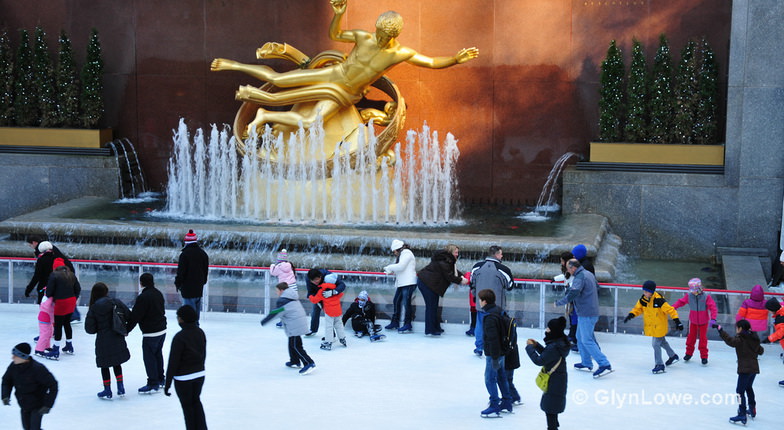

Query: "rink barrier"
<box><xmin>1</xmin><ymin>257</ymin><xmax>781</xmax><ymax>334</ymax></box>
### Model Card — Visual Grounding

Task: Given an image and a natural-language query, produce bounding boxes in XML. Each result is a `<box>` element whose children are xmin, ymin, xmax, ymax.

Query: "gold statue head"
<box><xmin>376</xmin><ymin>11</ymin><xmax>403</xmax><ymax>38</ymax></box>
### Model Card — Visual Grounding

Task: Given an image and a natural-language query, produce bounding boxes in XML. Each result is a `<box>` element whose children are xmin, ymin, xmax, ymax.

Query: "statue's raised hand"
<box><xmin>330</xmin><ymin>0</ymin><xmax>347</xmax><ymax>14</ymax></box>
<box><xmin>455</xmin><ymin>47</ymin><xmax>479</xmax><ymax>64</ymax></box>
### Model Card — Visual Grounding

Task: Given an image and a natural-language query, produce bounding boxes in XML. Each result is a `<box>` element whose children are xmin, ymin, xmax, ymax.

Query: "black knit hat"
<box><xmin>765</xmin><ymin>297</ymin><xmax>782</xmax><ymax>312</ymax></box>
<box><xmin>642</xmin><ymin>280</ymin><xmax>657</xmax><ymax>294</ymax></box>
<box><xmin>177</xmin><ymin>305</ymin><xmax>198</xmax><ymax>323</ymax></box>
<box><xmin>547</xmin><ymin>316</ymin><xmax>567</xmax><ymax>337</ymax></box>
<box><xmin>12</xmin><ymin>343</ymin><xmax>31</xmax><ymax>360</ymax></box>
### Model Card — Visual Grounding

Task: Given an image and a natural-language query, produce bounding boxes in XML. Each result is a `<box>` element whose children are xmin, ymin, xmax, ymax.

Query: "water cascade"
<box><xmin>108</xmin><ymin>138</ymin><xmax>148</xmax><ymax>199</ymax></box>
<box><xmin>164</xmin><ymin>119</ymin><xmax>461</xmax><ymax>225</ymax></box>
<box><xmin>520</xmin><ymin>152</ymin><xmax>578</xmax><ymax>220</ymax></box>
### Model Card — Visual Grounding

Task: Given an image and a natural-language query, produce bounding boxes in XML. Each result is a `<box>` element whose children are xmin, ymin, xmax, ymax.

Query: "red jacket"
<box><xmin>309</xmin><ymin>282</ymin><xmax>344</xmax><ymax>317</ymax></box>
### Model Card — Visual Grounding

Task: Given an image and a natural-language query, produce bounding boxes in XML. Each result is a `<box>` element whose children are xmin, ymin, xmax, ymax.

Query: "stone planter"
<box><xmin>589</xmin><ymin>142</ymin><xmax>724</xmax><ymax>165</ymax></box>
<box><xmin>0</xmin><ymin>127</ymin><xmax>112</xmax><ymax>148</ymax></box>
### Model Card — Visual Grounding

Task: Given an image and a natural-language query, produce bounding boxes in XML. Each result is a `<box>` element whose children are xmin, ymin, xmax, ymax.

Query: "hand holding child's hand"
<box><xmin>761</xmin><ymin>337</ymin><xmax>771</xmax><ymax>344</ymax></box>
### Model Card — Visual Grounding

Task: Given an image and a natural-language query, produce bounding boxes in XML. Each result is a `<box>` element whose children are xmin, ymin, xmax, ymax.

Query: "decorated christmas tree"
<box><xmin>12</xmin><ymin>29</ymin><xmax>37</xmax><ymax>126</ymax></box>
<box><xmin>79</xmin><ymin>28</ymin><xmax>103</xmax><ymax>129</ymax></box>
<box><xmin>55</xmin><ymin>30</ymin><xmax>80</xmax><ymax>128</ymax></box>
<box><xmin>694</xmin><ymin>38</ymin><xmax>719</xmax><ymax>145</ymax></box>
<box><xmin>598</xmin><ymin>40</ymin><xmax>626</xmax><ymax>142</ymax></box>
<box><xmin>674</xmin><ymin>40</ymin><xmax>699</xmax><ymax>144</ymax></box>
<box><xmin>624</xmin><ymin>38</ymin><xmax>648</xmax><ymax>143</ymax></box>
<box><xmin>33</xmin><ymin>27</ymin><xmax>57</xmax><ymax>127</ymax></box>
<box><xmin>648</xmin><ymin>34</ymin><xmax>674</xmax><ymax>144</ymax></box>
<box><xmin>0</xmin><ymin>29</ymin><xmax>13</xmax><ymax>126</ymax></box>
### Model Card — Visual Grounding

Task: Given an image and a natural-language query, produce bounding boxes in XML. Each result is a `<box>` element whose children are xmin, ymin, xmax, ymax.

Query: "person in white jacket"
<box><xmin>383</xmin><ymin>239</ymin><xmax>417</xmax><ymax>333</ymax></box>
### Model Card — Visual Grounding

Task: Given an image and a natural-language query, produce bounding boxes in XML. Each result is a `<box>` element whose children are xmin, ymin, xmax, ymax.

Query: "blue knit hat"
<box><xmin>572</xmin><ymin>244</ymin><xmax>587</xmax><ymax>261</ymax></box>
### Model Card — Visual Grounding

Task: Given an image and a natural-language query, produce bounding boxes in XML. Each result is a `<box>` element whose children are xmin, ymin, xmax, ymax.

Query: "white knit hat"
<box><xmin>390</xmin><ymin>239</ymin><xmax>404</xmax><ymax>251</ymax></box>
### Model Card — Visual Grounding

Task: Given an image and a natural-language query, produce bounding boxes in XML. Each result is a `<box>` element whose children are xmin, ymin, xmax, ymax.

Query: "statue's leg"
<box><xmin>257</xmin><ymin>100</ymin><xmax>341</xmax><ymax>129</ymax></box>
<box><xmin>211</xmin><ymin>58</ymin><xmax>278</xmax><ymax>81</ymax></box>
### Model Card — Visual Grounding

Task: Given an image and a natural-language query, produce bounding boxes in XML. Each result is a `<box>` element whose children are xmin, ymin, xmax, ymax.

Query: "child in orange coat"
<box><xmin>761</xmin><ymin>298</ymin><xmax>784</xmax><ymax>388</ymax></box>
<box><xmin>309</xmin><ymin>273</ymin><xmax>345</xmax><ymax>350</ymax></box>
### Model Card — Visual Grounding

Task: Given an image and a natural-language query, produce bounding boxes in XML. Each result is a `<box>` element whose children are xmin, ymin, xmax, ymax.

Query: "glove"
<box><xmin>38</xmin><ymin>406</ymin><xmax>51</xmax><ymax>415</ymax></box>
<box><xmin>322</xmin><ymin>289</ymin><xmax>335</xmax><ymax>299</ymax></box>
<box><xmin>713</xmin><ymin>324</ymin><xmax>721</xmax><ymax>331</ymax></box>
<box><xmin>761</xmin><ymin>337</ymin><xmax>771</xmax><ymax>344</ymax></box>
<box><xmin>491</xmin><ymin>358</ymin><xmax>501</xmax><ymax>370</ymax></box>
<box><xmin>709</xmin><ymin>319</ymin><xmax>716</xmax><ymax>328</ymax></box>
<box><xmin>673</xmin><ymin>318</ymin><xmax>684</xmax><ymax>331</ymax></box>
<box><xmin>2</xmin><ymin>397</ymin><xmax>9</xmax><ymax>406</ymax></box>
<box><xmin>623</xmin><ymin>313</ymin><xmax>634</xmax><ymax>323</ymax></box>
<box><xmin>164</xmin><ymin>387</ymin><xmax>171</xmax><ymax>396</ymax></box>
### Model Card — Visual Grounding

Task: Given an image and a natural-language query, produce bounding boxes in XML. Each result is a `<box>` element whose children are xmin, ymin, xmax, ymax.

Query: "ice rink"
<box><xmin>1</xmin><ymin>303</ymin><xmax>782</xmax><ymax>429</ymax></box>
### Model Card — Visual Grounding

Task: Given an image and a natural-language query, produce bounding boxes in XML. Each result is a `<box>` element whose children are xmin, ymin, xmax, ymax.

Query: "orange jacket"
<box><xmin>767</xmin><ymin>306</ymin><xmax>784</xmax><ymax>348</ymax></box>
<box><xmin>309</xmin><ymin>282</ymin><xmax>344</xmax><ymax>317</ymax></box>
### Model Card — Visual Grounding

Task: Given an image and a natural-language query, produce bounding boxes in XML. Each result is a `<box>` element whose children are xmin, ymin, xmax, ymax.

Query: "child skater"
<box><xmin>525</xmin><ymin>317</ymin><xmax>570</xmax><ymax>430</ymax></box>
<box><xmin>2</xmin><ymin>343</ymin><xmax>58</xmax><ymax>430</ymax></box>
<box><xmin>261</xmin><ymin>282</ymin><xmax>316</xmax><ymax>375</ymax></box>
<box><xmin>672</xmin><ymin>278</ymin><xmax>717</xmax><ymax>364</ymax></box>
<box><xmin>736</xmin><ymin>284</ymin><xmax>768</xmax><ymax>336</ymax></box>
<box><xmin>270</xmin><ymin>249</ymin><xmax>297</xmax><ymax>328</ymax></box>
<box><xmin>342</xmin><ymin>290</ymin><xmax>385</xmax><ymax>341</ymax></box>
<box><xmin>713</xmin><ymin>319</ymin><xmax>763</xmax><ymax>424</ymax></box>
<box><xmin>760</xmin><ymin>297</ymin><xmax>784</xmax><ymax>388</ymax></box>
<box><xmin>84</xmin><ymin>282</ymin><xmax>131</xmax><ymax>399</ymax></box>
<box><xmin>34</xmin><ymin>292</ymin><xmax>55</xmax><ymax>357</ymax></box>
<box><xmin>623</xmin><ymin>280</ymin><xmax>683</xmax><ymax>373</ymax></box>
<box><xmin>309</xmin><ymin>273</ymin><xmax>346</xmax><ymax>350</ymax></box>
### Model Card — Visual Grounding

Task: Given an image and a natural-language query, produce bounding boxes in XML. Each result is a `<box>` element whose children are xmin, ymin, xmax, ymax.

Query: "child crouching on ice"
<box><xmin>623</xmin><ymin>280</ymin><xmax>683</xmax><ymax>374</ymax></box>
<box><xmin>261</xmin><ymin>282</ymin><xmax>315</xmax><ymax>375</ymax></box>
<box><xmin>342</xmin><ymin>290</ymin><xmax>385</xmax><ymax>341</ymax></box>
<box><xmin>309</xmin><ymin>273</ymin><xmax>346</xmax><ymax>350</ymax></box>
<box><xmin>713</xmin><ymin>319</ymin><xmax>763</xmax><ymax>424</ymax></box>
<box><xmin>672</xmin><ymin>278</ymin><xmax>717</xmax><ymax>364</ymax></box>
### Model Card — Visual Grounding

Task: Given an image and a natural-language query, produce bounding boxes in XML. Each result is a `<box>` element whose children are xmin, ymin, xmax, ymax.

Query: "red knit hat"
<box><xmin>52</xmin><ymin>258</ymin><xmax>66</xmax><ymax>270</ymax></box>
<box><xmin>184</xmin><ymin>229</ymin><xmax>198</xmax><ymax>243</ymax></box>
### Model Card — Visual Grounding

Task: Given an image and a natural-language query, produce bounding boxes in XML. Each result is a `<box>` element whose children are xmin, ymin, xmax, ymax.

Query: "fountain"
<box><xmin>519</xmin><ymin>152</ymin><xmax>579</xmax><ymax>221</ymax></box>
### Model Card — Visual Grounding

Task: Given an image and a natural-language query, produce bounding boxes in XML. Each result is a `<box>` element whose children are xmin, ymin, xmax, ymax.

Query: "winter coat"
<box><xmin>305</xmin><ymin>269</ymin><xmax>346</xmax><ymax>298</ymax></box>
<box><xmin>165</xmin><ymin>321</ymin><xmax>206</xmax><ymax>393</ymax></box>
<box><xmin>273</xmin><ymin>288</ymin><xmax>310</xmax><ymax>337</ymax></box>
<box><xmin>342</xmin><ymin>299</ymin><xmax>377</xmax><ymax>332</ymax></box>
<box><xmin>128</xmin><ymin>286</ymin><xmax>167</xmax><ymax>335</ymax></box>
<box><xmin>672</xmin><ymin>291</ymin><xmax>717</xmax><ymax>326</ymax></box>
<box><xmin>270</xmin><ymin>261</ymin><xmax>297</xmax><ymax>286</ymax></box>
<box><xmin>628</xmin><ymin>292</ymin><xmax>679</xmax><ymax>338</ymax></box>
<box><xmin>85</xmin><ymin>297</ymin><xmax>131</xmax><ymax>368</ymax></box>
<box><xmin>24</xmin><ymin>249</ymin><xmax>75</xmax><ymax>303</ymax></box>
<box><xmin>417</xmin><ymin>250</ymin><xmax>464</xmax><ymax>297</ymax></box>
<box><xmin>384</xmin><ymin>248</ymin><xmax>417</xmax><ymax>288</ymax></box>
<box><xmin>174</xmin><ymin>243</ymin><xmax>209</xmax><ymax>299</ymax></box>
<box><xmin>765</xmin><ymin>298</ymin><xmax>784</xmax><ymax>347</ymax></box>
<box><xmin>309</xmin><ymin>282</ymin><xmax>344</xmax><ymax>317</ymax></box>
<box><xmin>482</xmin><ymin>303</ymin><xmax>507</xmax><ymax>359</ymax></box>
<box><xmin>525</xmin><ymin>335</ymin><xmax>570</xmax><ymax>414</ymax></box>
<box><xmin>719</xmin><ymin>328</ymin><xmax>763</xmax><ymax>374</ymax></box>
<box><xmin>1</xmin><ymin>359</ymin><xmax>58</xmax><ymax>410</ymax></box>
<box><xmin>45</xmin><ymin>269</ymin><xmax>81</xmax><ymax>316</ymax></box>
<box><xmin>470</xmin><ymin>258</ymin><xmax>514</xmax><ymax>310</ymax></box>
<box><xmin>556</xmin><ymin>267</ymin><xmax>600</xmax><ymax>317</ymax></box>
<box><xmin>735</xmin><ymin>285</ymin><xmax>768</xmax><ymax>332</ymax></box>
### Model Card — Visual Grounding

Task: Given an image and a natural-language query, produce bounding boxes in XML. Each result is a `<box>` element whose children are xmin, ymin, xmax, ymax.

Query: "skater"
<box><xmin>623</xmin><ymin>280</ymin><xmax>683</xmax><ymax>373</ymax></box>
<box><xmin>477</xmin><ymin>289</ymin><xmax>513</xmax><ymax>418</ymax></box>
<box><xmin>416</xmin><ymin>243</ymin><xmax>468</xmax><ymax>336</ymax></box>
<box><xmin>760</xmin><ymin>297</ymin><xmax>784</xmax><ymax>388</ymax></box>
<box><xmin>270</xmin><ymin>249</ymin><xmax>297</xmax><ymax>290</ymax></box>
<box><xmin>33</xmin><ymin>293</ymin><xmax>54</xmax><ymax>357</ymax></box>
<box><xmin>43</xmin><ymin>259</ymin><xmax>80</xmax><ymax>360</ymax></box>
<box><xmin>128</xmin><ymin>273</ymin><xmax>167</xmax><ymax>394</ymax></box>
<box><xmin>261</xmin><ymin>282</ymin><xmax>316</xmax><ymax>374</ymax></box>
<box><xmin>84</xmin><ymin>282</ymin><xmax>131</xmax><ymax>399</ymax></box>
<box><xmin>24</xmin><ymin>241</ymin><xmax>75</xmax><ymax>304</ymax></box>
<box><xmin>470</xmin><ymin>246</ymin><xmax>514</xmax><ymax>356</ymax></box>
<box><xmin>383</xmin><ymin>239</ymin><xmax>417</xmax><ymax>333</ymax></box>
<box><xmin>305</xmin><ymin>268</ymin><xmax>346</xmax><ymax>336</ymax></box>
<box><xmin>554</xmin><ymin>251</ymin><xmax>578</xmax><ymax>352</ymax></box>
<box><xmin>2</xmin><ymin>343</ymin><xmax>58</xmax><ymax>430</ymax></box>
<box><xmin>342</xmin><ymin>290</ymin><xmax>385</xmax><ymax>341</ymax></box>
<box><xmin>735</xmin><ymin>284</ymin><xmax>768</xmax><ymax>335</ymax></box>
<box><xmin>165</xmin><ymin>305</ymin><xmax>208</xmax><ymax>430</ymax></box>
<box><xmin>713</xmin><ymin>319</ymin><xmax>763</xmax><ymax>424</ymax></box>
<box><xmin>525</xmin><ymin>317</ymin><xmax>570</xmax><ymax>430</ymax></box>
<box><xmin>672</xmin><ymin>278</ymin><xmax>717</xmax><ymax>364</ymax></box>
<box><xmin>175</xmin><ymin>229</ymin><xmax>209</xmax><ymax>322</ymax></box>
<box><xmin>309</xmin><ymin>273</ymin><xmax>346</xmax><ymax>350</ymax></box>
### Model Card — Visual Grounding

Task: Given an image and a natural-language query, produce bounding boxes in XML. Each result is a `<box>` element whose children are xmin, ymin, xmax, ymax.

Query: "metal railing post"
<box><xmin>264</xmin><ymin>269</ymin><xmax>270</xmax><ymax>315</ymax></box>
<box><xmin>613</xmin><ymin>286</ymin><xmax>618</xmax><ymax>334</ymax></box>
<box><xmin>7</xmin><ymin>261</ymin><xmax>13</xmax><ymax>303</ymax></box>
<box><xmin>539</xmin><ymin>281</ymin><xmax>546</xmax><ymax>330</ymax></box>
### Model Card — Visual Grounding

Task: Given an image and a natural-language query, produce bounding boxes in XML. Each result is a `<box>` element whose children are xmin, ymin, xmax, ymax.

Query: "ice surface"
<box><xmin>1</xmin><ymin>303</ymin><xmax>781</xmax><ymax>429</ymax></box>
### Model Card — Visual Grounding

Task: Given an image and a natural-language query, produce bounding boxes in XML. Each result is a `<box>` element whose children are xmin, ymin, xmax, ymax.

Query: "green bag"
<box><xmin>535</xmin><ymin>357</ymin><xmax>563</xmax><ymax>392</ymax></box>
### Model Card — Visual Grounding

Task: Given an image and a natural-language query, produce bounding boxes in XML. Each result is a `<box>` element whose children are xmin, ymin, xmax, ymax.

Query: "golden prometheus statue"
<box><xmin>210</xmin><ymin>0</ymin><xmax>478</xmax><ymax>167</ymax></box>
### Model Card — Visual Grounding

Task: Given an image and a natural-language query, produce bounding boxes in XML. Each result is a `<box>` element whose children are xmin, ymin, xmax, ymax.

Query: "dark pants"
<box><xmin>418</xmin><ymin>280</ymin><xmax>441</xmax><ymax>334</ymax></box>
<box><xmin>142</xmin><ymin>334</ymin><xmax>166</xmax><ymax>386</ymax></box>
<box><xmin>391</xmin><ymin>284</ymin><xmax>416</xmax><ymax>326</ymax></box>
<box><xmin>20</xmin><ymin>409</ymin><xmax>43</xmax><ymax>430</ymax></box>
<box><xmin>546</xmin><ymin>412</ymin><xmax>560</xmax><ymax>430</ymax></box>
<box><xmin>736</xmin><ymin>373</ymin><xmax>756</xmax><ymax>412</ymax></box>
<box><xmin>310</xmin><ymin>303</ymin><xmax>321</xmax><ymax>333</ymax></box>
<box><xmin>175</xmin><ymin>377</ymin><xmax>208</xmax><ymax>430</ymax></box>
<box><xmin>53</xmin><ymin>314</ymin><xmax>73</xmax><ymax>341</ymax></box>
<box><xmin>287</xmin><ymin>336</ymin><xmax>314</xmax><ymax>366</ymax></box>
<box><xmin>101</xmin><ymin>365</ymin><xmax>123</xmax><ymax>384</ymax></box>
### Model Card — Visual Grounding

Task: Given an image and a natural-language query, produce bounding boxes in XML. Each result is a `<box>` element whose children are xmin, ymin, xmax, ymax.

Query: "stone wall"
<box><xmin>563</xmin><ymin>0</ymin><xmax>784</xmax><ymax>261</ymax></box>
<box><xmin>0</xmin><ymin>154</ymin><xmax>119</xmax><ymax>221</ymax></box>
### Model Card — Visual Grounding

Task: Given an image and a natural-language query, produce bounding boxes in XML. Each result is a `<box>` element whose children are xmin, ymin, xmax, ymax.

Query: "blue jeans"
<box><xmin>484</xmin><ymin>355</ymin><xmax>510</xmax><ymax>404</ymax></box>
<box><xmin>576</xmin><ymin>315</ymin><xmax>610</xmax><ymax>368</ymax></box>
<box><xmin>182</xmin><ymin>297</ymin><xmax>202</xmax><ymax>322</ymax></box>
<box><xmin>142</xmin><ymin>334</ymin><xmax>166</xmax><ymax>386</ymax></box>
<box><xmin>475</xmin><ymin>310</ymin><xmax>486</xmax><ymax>351</ymax></box>
<box><xmin>391</xmin><ymin>284</ymin><xmax>416</xmax><ymax>326</ymax></box>
<box><xmin>417</xmin><ymin>279</ymin><xmax>441</xmax><ymax>334</ymax></box>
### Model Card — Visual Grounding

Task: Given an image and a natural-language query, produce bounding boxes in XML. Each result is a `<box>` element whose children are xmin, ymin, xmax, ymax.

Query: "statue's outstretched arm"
<box><xmin>329</xmin><ymin>0</ymin><xmax>355</xmax><ymax>43</ymax></box>
<box><xmin>407</xmin><ymin>47</ymin><xmax>479</xmax><ymax>69</ymax></box>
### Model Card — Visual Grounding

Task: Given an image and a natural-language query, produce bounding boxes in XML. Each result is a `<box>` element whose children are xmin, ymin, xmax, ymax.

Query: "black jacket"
<box><xmin>417</xmin><ymin>250</ymin><xmax>464</xmax><ymax>297</ymax></box>
<box><xmin>128</xmin><ymin>286</ymin><xmax>167</xmax><ymax>334</ymax></box>
<box><xmin>85</xmin><ymin>297</ymin><xmax>131</xmax><ymax>368</ymax></box>
<box><xmin>525</xmin><ymin>335</ymin><xmax>570</xmax><ymax>414</ymax></box>
<box><xmin>342</xmin><ymin>299</ymin><xmax>377</xmax><ymax>331</ymax></box>
<box><xmin>175</xmin><ymin>243</ymin><xmax>209</xmax><ymax>299</ymax></box>
<box><xmin>45</xmin><ymin>269</ymin><xmax>81</xmax><ymax>302</ymax></box>
<box><xmin>1</xmin><ymin>359</ymin><xmax>58</xmax><ymax>410</ymax></box>
<box><xmin>482</xmin><ymin>304</ymin><xmax>506</xmax><ymax>359</ymax></box>
<box><xmin>24</xmin><ymin>249</ymin><xmax>75</xmax><ymax>303</ymax></box>
<box><xmin>165</xmin><ymin>322</ymin><xmax>207</xmax><ymax>391</ymax></box>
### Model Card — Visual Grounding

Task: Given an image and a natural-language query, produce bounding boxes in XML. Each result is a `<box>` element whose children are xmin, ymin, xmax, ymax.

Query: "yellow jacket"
<box><xmin>629</xmin><ymin>292</ymin><xmax>679</xmax><ymax>337</ymax></box>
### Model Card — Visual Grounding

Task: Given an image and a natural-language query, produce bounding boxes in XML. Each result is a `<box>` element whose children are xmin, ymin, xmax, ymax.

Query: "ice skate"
<box><xmin>97</xmin><ymin>386</ymin><xmax>112</xmax><ymax>400</ymax></box>
<box><xmin>480</xmin><ymin>403</ymin><xmax>502</xmax><ymax>418</ymax></box>
<box><xmin>593</xmin><ymin>365</ymin><xmax>613</xmax><ymax>378</ymax></box>
<box><xmin>299</xmin><ymin>363</ymin><xmax>316</xmax><ymax>375</ymax></box>
<box><xmin>651</xmin><ymin>364</ymin><xmax>665</xmax><ymax>374</ymax></box>
<box><xmin>43</xmin><ymin>345</ymin><xmax>59</xmax><ymax>361</ymax></box>
<box><xmin>62</xmin><ymin>341</ymin><xmax>74</xmax><ymax>355</ymax></box>
<box><xmin>665</xmin><ymin>354</ymin><xmax>679</xmax><ymax>366</ymax></box>
<box><xmin>320</xmin><ymin>341</ymin><xmax>332</xmax><ymax>350</ymax></box>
